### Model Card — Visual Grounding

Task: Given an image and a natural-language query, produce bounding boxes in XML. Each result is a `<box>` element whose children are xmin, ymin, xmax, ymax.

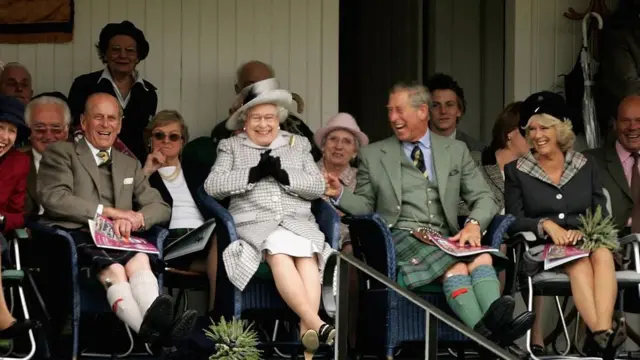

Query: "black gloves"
<box><xmin>248</xmin><ymin>150</ymin><xmax>290</xmax><ymax>185</ymax></box>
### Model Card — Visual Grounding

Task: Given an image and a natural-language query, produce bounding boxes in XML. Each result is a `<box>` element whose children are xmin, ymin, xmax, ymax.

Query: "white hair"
<box><xmin>0</xmin><ymin>62</ymin><xmax>32</xmax><ymax>82</ymax></box>
<box><xmin>25</xmin><ymin>96</ymin><xmax>71</xmax><ymax>127</ymax></box>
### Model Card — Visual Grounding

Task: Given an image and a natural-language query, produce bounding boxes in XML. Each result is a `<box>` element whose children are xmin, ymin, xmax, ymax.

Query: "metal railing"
<box><xmin>333</xmin><ymin>253</ymin><xmax>518</xmax><ymax>359</ymax></box>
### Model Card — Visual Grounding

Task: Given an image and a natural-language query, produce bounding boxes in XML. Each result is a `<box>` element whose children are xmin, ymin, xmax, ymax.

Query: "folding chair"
<box><xmin>0</xmin><ymin>229</ymin><xmax>36</xmax><ymax>360</ymax></box>
<box><xmin>505</xmin><ymin>188</ymin><xmax>640</xmax><ymax>359</ymax></box>
<box><xmin>26</xmin><ymin>221</ymin><xmax>168</xmax><ymax>359</ymax></box>
<box><xmin>343</xmin><ymin>213</ymin><xmax>515</xmax><ymax>359</ymax></box>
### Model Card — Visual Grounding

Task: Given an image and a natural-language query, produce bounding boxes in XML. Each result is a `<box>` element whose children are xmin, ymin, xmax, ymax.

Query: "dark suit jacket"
<box><xmin>148</xmin><ymin>168</ymin><xmax>214</xmax><ymax>221</ymax></box>
<box><xmin>584</xmin><ymin>144</ymin><xmax>634</xmax><ymax>230</ymax></box>
<box><xmin>0</xmin><ymin>149</ymin><xmax>30</xmax><ymax>232</ymax></box>
<box><xmin>38</xmin><ymin>140</ymin><xmax>170</xmax><ymax>230</ymax></box>
<box><xmin>504</xmin><ymin>151</ymin><xmax>608</xmax><ymax>236</ymax></box>
<box><xmin>67</xmin><ymin>70</ymin><xmax>158</xmax><ymax>162</ymax></box>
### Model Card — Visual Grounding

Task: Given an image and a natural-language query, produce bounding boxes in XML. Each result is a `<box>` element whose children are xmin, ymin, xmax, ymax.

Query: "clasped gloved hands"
<box><xmin>248</xmin><ymin>149</ymin><xmax>290</xmax><ymax>185</ymax></box>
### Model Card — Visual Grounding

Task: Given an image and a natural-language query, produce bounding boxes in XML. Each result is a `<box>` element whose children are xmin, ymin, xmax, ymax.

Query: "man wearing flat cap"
<box><xmin>68</xmin><ymin>20</ymin><xmax>157</xmax><ymax>163</ymax></box>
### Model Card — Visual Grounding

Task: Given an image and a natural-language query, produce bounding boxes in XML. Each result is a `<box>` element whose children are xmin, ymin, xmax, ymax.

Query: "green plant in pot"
<box><xmin>205</xmin><ymin>317</ymin><xmax>261</xmax><ymax>360</ymax></box>
<box><xmin>577</xmin><ymin>205</ymin><xmax>619</xmax><ymax>252</ymax></box>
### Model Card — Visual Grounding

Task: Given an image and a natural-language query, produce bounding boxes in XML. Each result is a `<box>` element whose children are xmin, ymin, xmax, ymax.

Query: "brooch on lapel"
<box><xmin>289</xmin><ymin>136</ymin><xmax>295</xmax><ymax>147</ymax></box>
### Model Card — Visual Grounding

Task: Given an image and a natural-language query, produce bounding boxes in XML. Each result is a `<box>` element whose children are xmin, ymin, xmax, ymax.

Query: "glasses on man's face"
<box><xmin>32</xmin><ymin>125</ymin><xmax>66</xmax><ymax>137</ymax></box>
<box><xmin>152</xmin><ymin>131</ymin><xmax>182</xmax><ymax>142</ymax></box>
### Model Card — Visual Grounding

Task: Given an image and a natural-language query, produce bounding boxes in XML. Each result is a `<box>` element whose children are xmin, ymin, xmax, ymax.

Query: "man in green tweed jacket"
<box><xmin>325</xmin><ymin>83</ymin><xmax>534</xmax><ymax>346</ymax></box>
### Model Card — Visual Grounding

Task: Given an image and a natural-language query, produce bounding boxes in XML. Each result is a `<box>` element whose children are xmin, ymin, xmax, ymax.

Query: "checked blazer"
<box><xmin>204</xmin><ymin>131</ymin><xmax>336</xmax><ymax>291</ymax></box>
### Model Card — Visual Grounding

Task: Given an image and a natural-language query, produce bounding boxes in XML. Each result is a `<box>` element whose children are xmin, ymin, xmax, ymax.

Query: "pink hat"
<box><xmin>314</xmin><ymin>113</ymin><xmax>369</xmax><ymax>148</ymax></box>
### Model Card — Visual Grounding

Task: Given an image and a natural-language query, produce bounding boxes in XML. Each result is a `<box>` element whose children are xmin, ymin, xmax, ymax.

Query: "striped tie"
<box><xmin>411</xmin><ymin>144</ymin><xmax>428</xmax><ymax>179</ymax></box>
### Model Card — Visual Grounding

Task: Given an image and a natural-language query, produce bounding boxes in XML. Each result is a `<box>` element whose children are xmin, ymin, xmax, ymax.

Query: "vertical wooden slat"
<box><xmin>198</xmin><ymin>0</ymin><xmax>219</xmax><ymax>136</ymax></box>
<box><xmin>289</xmin><ymin>0</ymin><xmax>307</xmax><ymax>122</ymax></box>
<box><xmin>537</xmin><ymin>0</ymin><xmax>557</xmax><ymax>91</ymax></box>
<box><xmin>53</xmin><ymin>44</ymin><xmax>74</xmax><ymax>93</ymax></box>
<box><xmin>161</xmin><ymin>0</ymin><xmax>182</xmax><ymax>111</ymax></box>
<box><xmin>253</xmin><ymin>0</ymin><xmax>272</xmax><ymax>66</ymax></box>
<box><xmin>144</xmin><ymin>0</ymin><xmax>165</xmax><ymax>108</ymax></box>
<box><xmin>16</xmin><ymin>45</ymin><xmax>37</xmax><ymax>88</ymax></box>
<box><xmin>235</xmin><ymin>0</ymin><xmax>255</xmax><ymax>65</ymax></box>
<box><xmin>271</xmin><ymin>0</ymin><xmax>290</xmax><ymax>89</ymax></box>
<box><xmin>71</xmin><ymin>0</ymin><xmax>93</xmax><ymax>79</ymax></box>
<box><xmin>305</xmin><ymin>0</ymin><xmax>322</xmax><ymax>129</ymax></box>
<box><xmin>91</xmin><ymin>0</ymin><xmax>110</xmax><ymax>71</ymax></box>
<box><xmin>0</xmin><ymin>45</ymin><xmax>19</xmax><ymax>64</ymax></box>
<box><xmin>321</xmin><ymin>0</ymin><xmax>339</xmax><ymax>126</ymax></box>
<box><xmin>180</xmin><ymin>0</ymin><xmax>200</xmax><ymax>134</ymax></box>
<box><xmin>126</xmin><ymin>0</ymin><xmax>147</xmax><ymax>79</ymax></box>
<box><xmin>35</xmin><ymin>44</ymin><xmax>55</xmax><ymax>93</ymax></box>
<box><xmin>109</xmin><ymin>0</ymin><xmax>129</xmax><ymax>22</ymax></box>
<box><xmin>216</xmin><ymin>0</ymin><xmax>236</xmax><ymax>121</ymax></box>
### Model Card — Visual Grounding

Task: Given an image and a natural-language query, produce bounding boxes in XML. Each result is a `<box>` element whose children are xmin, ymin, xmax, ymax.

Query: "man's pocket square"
<box><xmin>124</xmin><ymin>178</ymin><xmax>134</xmax><ymax>185</ymax></box>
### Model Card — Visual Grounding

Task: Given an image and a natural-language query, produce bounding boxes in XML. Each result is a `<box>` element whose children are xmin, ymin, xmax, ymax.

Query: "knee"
<box><xmin>124</xmin><ymin>253</ymin><xmax>151</xmax><ymax>275</ymax></box>
<box><xmin>566</xmin><ymin>256</ymin><xmax>592</xmax><ymax>274</ymax></box>
<box><xmin>99</xmin><ymin>263</ymin><xmax>127</xmax><ymax>284</ymax></box>
<box><xmin>444</xmin><ymin>262</ymin><xmax>469</xmax><ymax>277</ymax></box>
<box><xmin>591</xmin><ymin>248</ymin><xmax>614</xmax><ymax>265</ymax></box>
<box><xmin>471</xmin><ymin>253</ymin><xmax>493</xmax><ymax>267</ymax></box>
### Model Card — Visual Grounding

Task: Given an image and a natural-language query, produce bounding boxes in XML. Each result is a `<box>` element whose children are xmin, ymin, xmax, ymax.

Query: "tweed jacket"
<box><xmin>458</xmin><ymin>150</ymin><xmax>505</xmax><ymax>216</ymax></box>
<box><xmin>37</xmin><ymin>139</ymin><xmax>171</xmax><ymax>230</ymax></box>
<box><xmin>338</xmin><ymin>132</ymin><xmax>498</xmax><ymax>234</ymax></box>
<box><xmin>19</xmin><ymin>147</ymin><xmax>40</xmax><ymax>216</ymax></box>
<box><xmin>317</xmin><ymin>160</ymin><xmax>357</xmax><ymax>247</ymax></box>
<box><xmin>204</xmin><ymin>131</ymin><xmax>335</xmax><ymax>291</ymax></box>
<box><xmin>583</xmin><ymin>142</ymin><xmax>635</xmax><ymax>231</ymax></box>
<box><xmin>504</xmin><ymin>150</ymin><xmax>608</xmax><ymax>237</ymax></box>
<box><xmin>456</xmin><ymin>130</ymin><xmax>486</xmax><ymax>153</ymax></box>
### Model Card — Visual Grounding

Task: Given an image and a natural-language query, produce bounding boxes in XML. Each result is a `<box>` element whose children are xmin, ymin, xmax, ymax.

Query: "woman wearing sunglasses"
<box><xmin>143</xmin><ymin>110</ymin><xmax>218</xmax><ymax>314</ymax></box>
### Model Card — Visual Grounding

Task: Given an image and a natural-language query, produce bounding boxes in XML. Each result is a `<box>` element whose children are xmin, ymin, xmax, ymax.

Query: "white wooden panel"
<box><xmin>198</xmin><ymin>0</ymin><xmax>218</xmax><ymax>135</ymax></box>
<box><xmin>536</xmin><ymin>0</ymin><xmax>557</xmax><ymax>91</ymax></box>
<box><xmin>271</xmin><ymin>0</ymin><xmax>290</xmax><ymax>89</ymax></box>
<box><xmin>215</xmin><ymin>0</ymin><xmax>236</xmax><ymax>123</ymax></box>
<box><xmin>320</xmin><ymin>0</ymin><xmax>339</xmax><ymax>127</ymax></box>
<box><xmin>180</xmin><ymin>0</ymin><xmax>200</xmax><ymax>133</ymax></box>
<box><xmin>0</xmin><ymin>0</ymin><xmax>339</xmax><ymax>137</ymax></box>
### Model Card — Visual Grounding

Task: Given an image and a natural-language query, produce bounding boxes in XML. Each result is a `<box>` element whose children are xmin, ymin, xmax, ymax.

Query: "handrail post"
<box><xmin>336</xmin><ymin>256</ymin><xmax>349</xmax><ymax>359</ymax></box>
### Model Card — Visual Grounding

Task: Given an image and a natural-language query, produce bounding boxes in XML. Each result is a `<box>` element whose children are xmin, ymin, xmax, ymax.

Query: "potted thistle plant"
<box><xmin>205</xmin><ymin>317</ymin><xmax>261</xmax><ymax>360</ymax></box>
<box><xmin>577</xmin><ymin>205</ymin><xmax>619</xmax><ymax>252</ymax></box>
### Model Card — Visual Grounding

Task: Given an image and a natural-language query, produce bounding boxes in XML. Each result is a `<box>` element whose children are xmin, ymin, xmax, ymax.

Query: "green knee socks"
<box><xmin>443</xmin><ymin>275</ymin><xmax>483</xmax><ymax>328</ymax></box>
<box><xmin>470</xmin><ymin>265</ymin><xmax>501</xmax><ymax>312</ymax></box>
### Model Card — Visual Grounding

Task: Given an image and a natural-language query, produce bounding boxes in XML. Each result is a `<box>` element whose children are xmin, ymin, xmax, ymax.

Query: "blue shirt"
<box><xmin>402</xmin><ymin>130</ymin><xmax>436</xmax><ymax>183</ymax></box>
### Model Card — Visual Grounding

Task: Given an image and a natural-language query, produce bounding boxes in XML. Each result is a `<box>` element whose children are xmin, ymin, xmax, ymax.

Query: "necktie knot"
<box><xmin>97</xmin><ymin>150</ymin><xmax>110</xmax><ymax>166</ymax></box>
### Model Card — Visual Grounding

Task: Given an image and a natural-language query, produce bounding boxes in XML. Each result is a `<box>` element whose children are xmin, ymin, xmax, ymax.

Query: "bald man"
<box><xmin>584</xmin><ymin>95</ymin><xmax>640</xmax><ymax>234</ymax></box>
<box><xmin>181</xmin><ymin>60</ymin><xmax>321</xmax><ymax>195</ymax></box>
<box><xmin>0</xmin><ymin>62</ymin><xmax>33</xmax><ymax>105</ymax></box>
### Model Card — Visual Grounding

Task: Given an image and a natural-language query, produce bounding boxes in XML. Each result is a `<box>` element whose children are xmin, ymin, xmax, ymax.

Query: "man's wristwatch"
<box><xmin>465</xmin><ymin>218</ymin><xmax>480</xmax><ymax>227</ymax></box>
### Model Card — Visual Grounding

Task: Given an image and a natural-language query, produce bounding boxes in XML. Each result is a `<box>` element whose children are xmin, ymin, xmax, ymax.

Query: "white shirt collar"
<box><xmin>98</xmin><ymin>67</ymin><xmax>148</xmax><ymax>90</ymax></box>
<box><xmin>85</xmin><ymin>139</ymin><xmax>112</xmax><ymax>166</ymax></box>
<box><xmin>449</xmin><ymin>129</ymin><xmax>457</xmax><ymax>139</ymax></box>
<box><xmin>32</xmin><ymin>148</ymin><xmax>42</xmax><ymax>173</ymax></box>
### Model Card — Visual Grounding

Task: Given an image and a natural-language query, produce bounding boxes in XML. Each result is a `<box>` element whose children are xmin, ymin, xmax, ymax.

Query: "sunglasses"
<box><xmin>152</xmin><ymin>131</ymin><xmax>182</xmax><ymax>142</ymax></box>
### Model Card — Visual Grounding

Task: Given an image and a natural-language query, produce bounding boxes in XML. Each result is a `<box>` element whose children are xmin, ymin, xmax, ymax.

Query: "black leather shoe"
<box><xmin>162</xmin><ymin>309</ymin><xmax>198</xmax><ymax>346</ymax></box>
<box><xmin>0</xmin><ymin>319</ymin><xmax>39</xmax><ymax>339</ymax></box>
<box><xmin>474</xmin><ymin>295</ymin><xmax>515</xmax><ymax>336</ymax></box>
<box><xmin>495</xmin><ymin>311</ymin><xmax>535</xmax><ymax>346</ymax></box>
<box><xmin>139</xmin><ymin>295</ymin><xmax>174</xmax><ymax>343</ymax></box>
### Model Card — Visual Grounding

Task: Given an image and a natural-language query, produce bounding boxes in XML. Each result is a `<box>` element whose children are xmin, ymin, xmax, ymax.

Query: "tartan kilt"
<box><xmin>393</xmin><ymin>229</ymin><xmax>508</xmax><ymax>290</ymax></box>
<box><xmin>69</xmin><ymin>230</ymin><xmax>165</xmax><ymax>274</ymax></box>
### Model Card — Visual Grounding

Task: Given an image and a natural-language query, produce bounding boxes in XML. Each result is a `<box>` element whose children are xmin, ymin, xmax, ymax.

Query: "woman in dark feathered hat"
<box><xmin>67</xmin><ymin>20</ymin><xmax>158</xmax><ymax>162</ymax></box>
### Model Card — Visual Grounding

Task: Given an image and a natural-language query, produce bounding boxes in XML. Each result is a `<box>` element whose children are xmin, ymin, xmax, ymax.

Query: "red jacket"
<box><xmin>0</xmin><ymin>149</ymin><xmax>29</xmax><ymax>232</ymax></box>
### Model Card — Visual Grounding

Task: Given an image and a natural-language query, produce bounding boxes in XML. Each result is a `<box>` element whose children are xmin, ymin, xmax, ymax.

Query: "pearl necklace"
<box><xmin>159</xmin><ymin>164</ymin><xmax>181</xmax><ymax>182</ymax></box>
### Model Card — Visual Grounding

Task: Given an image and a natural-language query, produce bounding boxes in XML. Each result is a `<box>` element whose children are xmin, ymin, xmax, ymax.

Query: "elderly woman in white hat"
<box><xmin>314</xmin><ymin>112</ymin><xmax>367</xmax><ymax>349</ymax></box>
<box><xmin>204</xmin><ymin>88</ymin><xmax>336</xmax><ymax>356</ymax></box>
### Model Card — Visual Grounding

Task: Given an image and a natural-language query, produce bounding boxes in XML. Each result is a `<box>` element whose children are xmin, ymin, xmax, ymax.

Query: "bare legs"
<box><xmin>266</xmin><ymin>253</ymin><xmax>324</xmax><ymax>360</ymax></box>
<box><xmin>0</xmin><ymin>249</ymin><xmax>16</xmax><ymax>330</ymax></box>
<box><xmin>564</xmin><ymin>248</ymin><xmax>617</xmax><ymax>332</ymax></box>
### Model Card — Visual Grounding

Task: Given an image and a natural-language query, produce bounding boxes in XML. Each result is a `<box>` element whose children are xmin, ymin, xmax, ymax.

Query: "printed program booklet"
<box><xmin>412</xmin><ymin>227</ymin><xmax>500</xmax><ymax>257</ymax></box>
<box><xmin>163</xmin><ymin>218</ymin><xmax>217</xmax><ymax>261</ymax></box>
<box><xmin>88</xmin><ymin>215</ymin><xmax>159</xmax><ymax>254</ymax></box>
<box><xmin>543</xmin><ymin>244</ymin><xmax>590</xmax><ymax>270</ymax></box>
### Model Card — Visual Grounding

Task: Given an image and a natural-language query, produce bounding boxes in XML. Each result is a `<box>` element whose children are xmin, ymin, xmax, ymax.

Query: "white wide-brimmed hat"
<box><xmin>313</xmin><ymin>112</ymin><xmax>369</xmax><ymax>148</ymax></box>
<box><xmin>226</xmin><ymin>89</ymin><xmax>294</xmax><ymax>131</ymax></box>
